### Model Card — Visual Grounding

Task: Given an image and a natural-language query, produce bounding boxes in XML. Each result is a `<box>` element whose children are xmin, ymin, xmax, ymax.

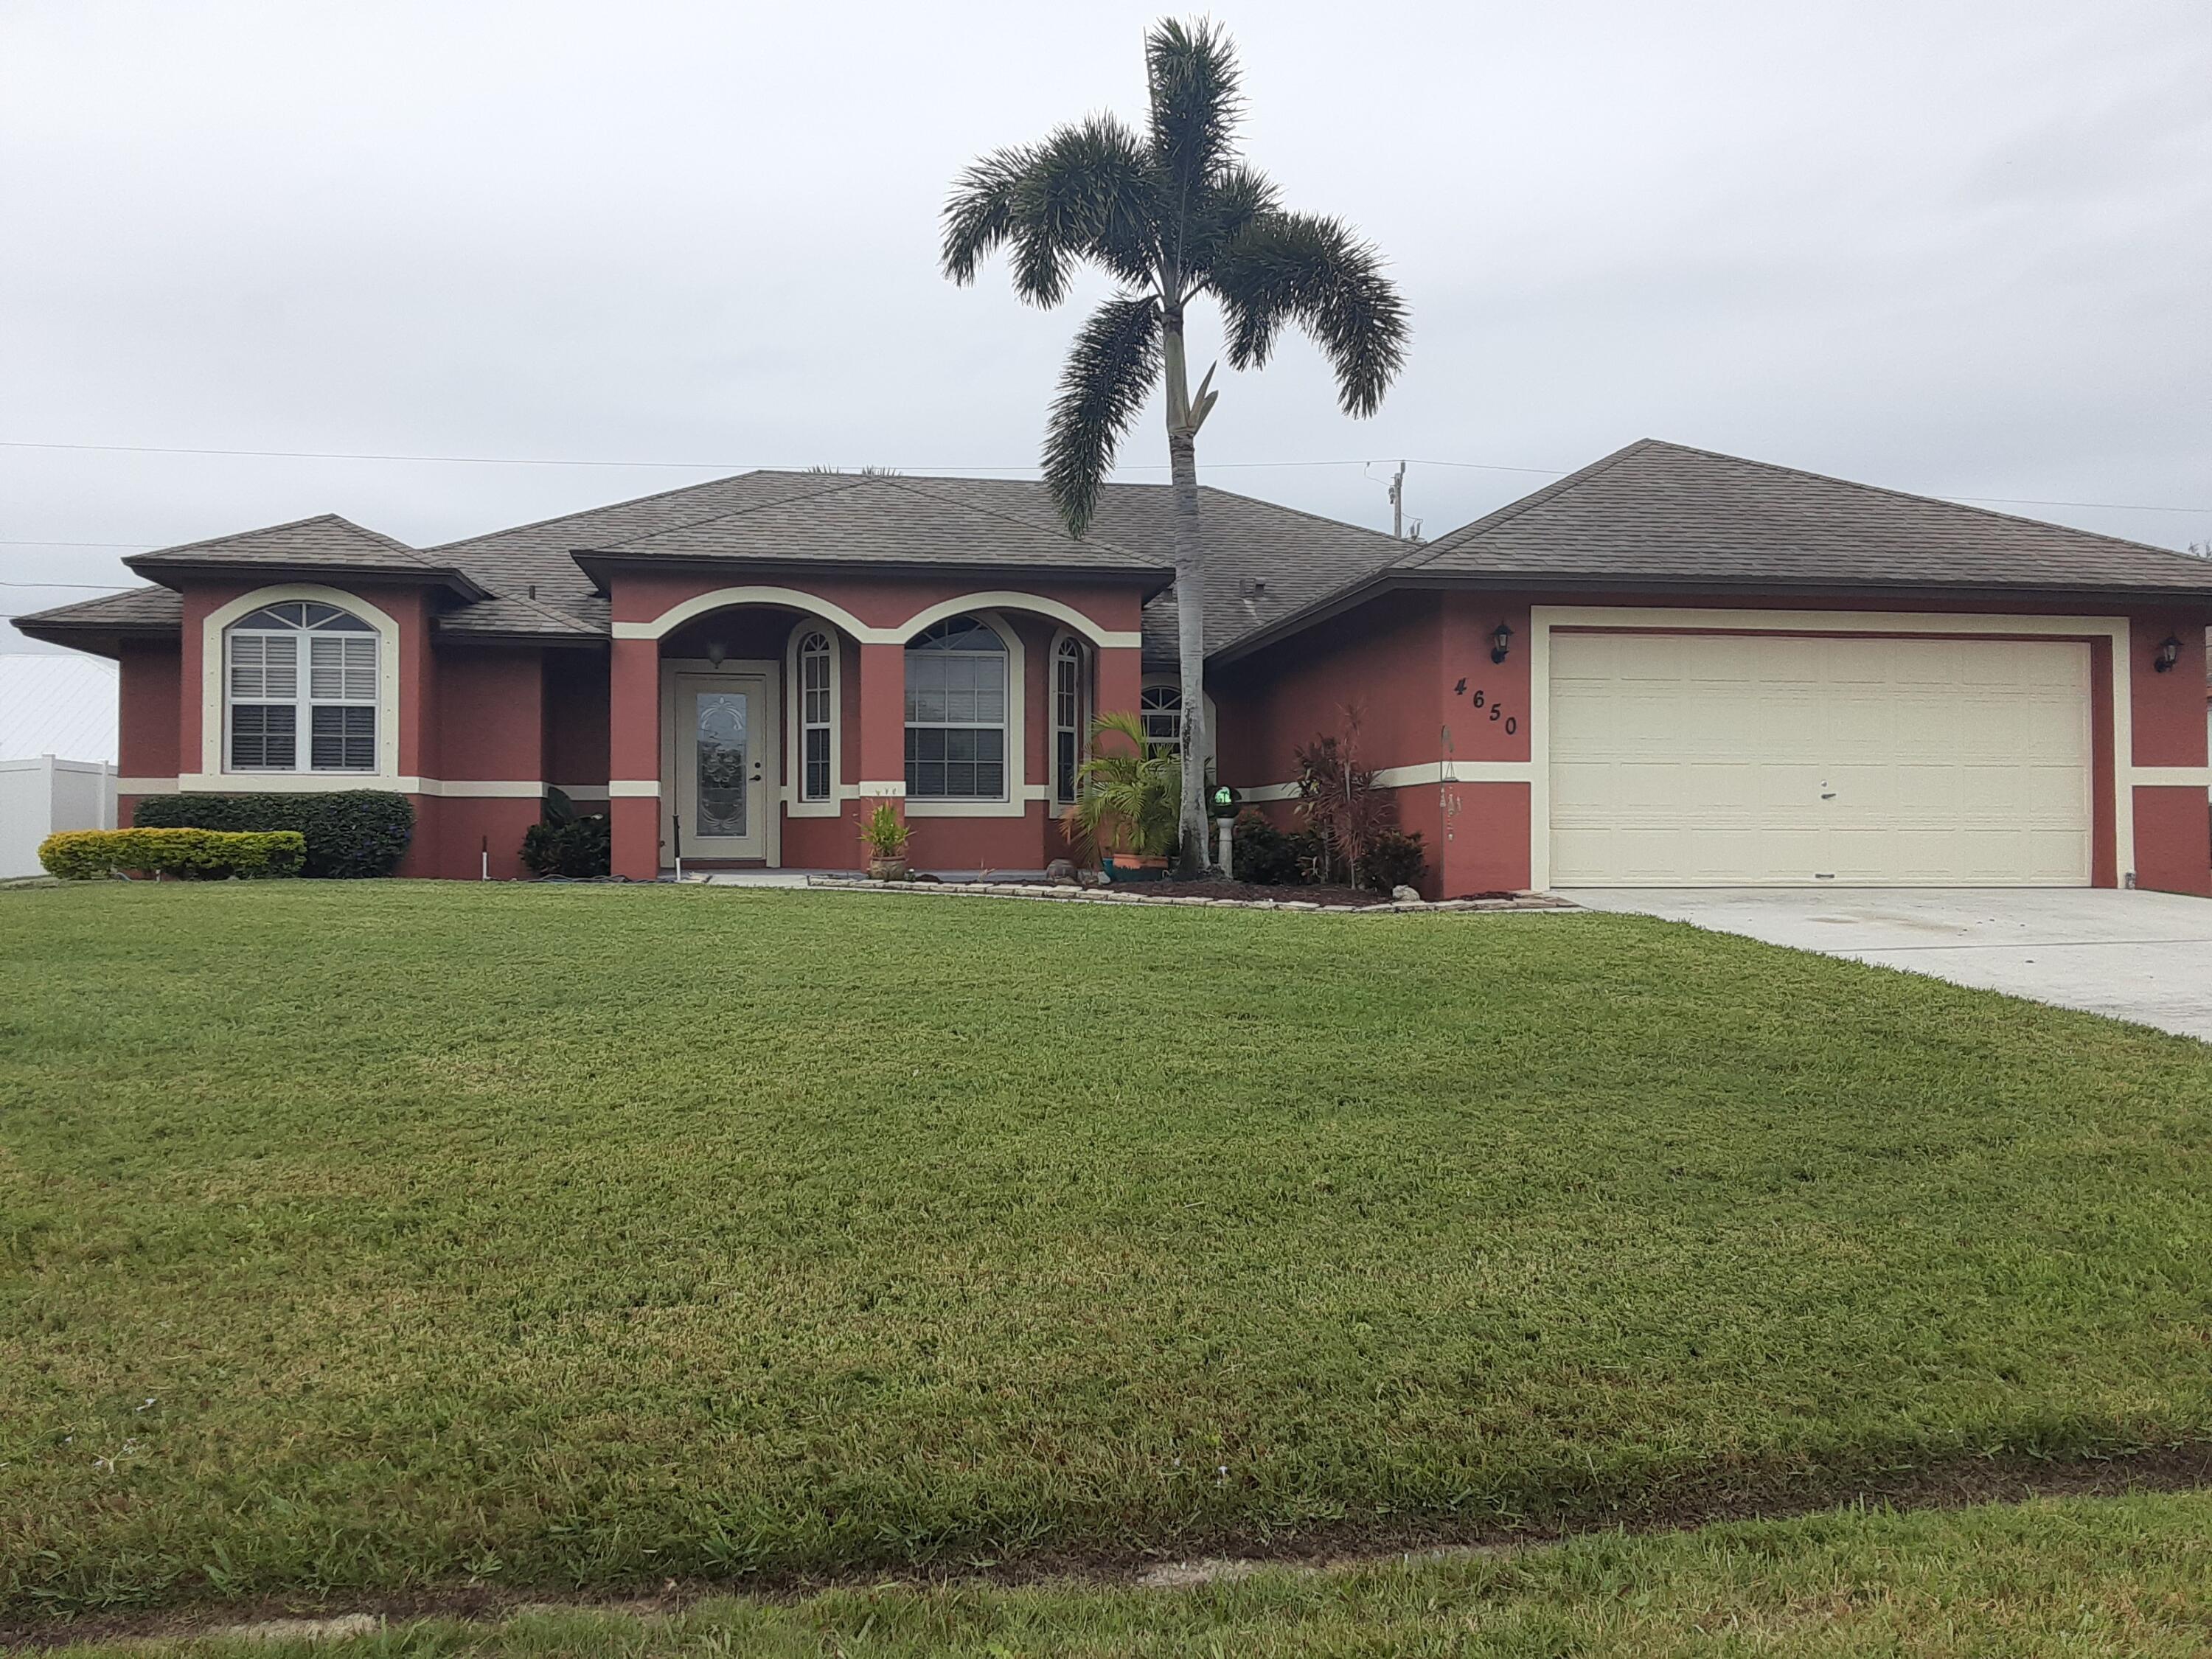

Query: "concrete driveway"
<box><xmin>1560</xmin><ymin>887</ymin><xmax>2212</xmax><ymax>1043</ymax></box>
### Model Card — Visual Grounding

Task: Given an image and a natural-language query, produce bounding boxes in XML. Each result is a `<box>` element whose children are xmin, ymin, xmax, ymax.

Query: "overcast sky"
<box><xmin>4</xmin><ymin>0</ymin><xmax>2208</xmax><ymax>652</ymax></box>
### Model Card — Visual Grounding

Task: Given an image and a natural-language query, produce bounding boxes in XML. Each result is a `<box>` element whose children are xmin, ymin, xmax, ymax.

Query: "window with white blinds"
<box><xmin>224</xmin><ymin>602</ymin><xmax>380</xmax><ymax>773</ymax></box>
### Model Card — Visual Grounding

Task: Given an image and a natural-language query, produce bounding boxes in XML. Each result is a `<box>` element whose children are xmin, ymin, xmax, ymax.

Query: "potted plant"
<box><xmin>860</xmin><ymin>801</ymin><xmax>911</xmax><ymax>881</ymax></box>
<box><xmin>1060</xmin><ymin>711</ymin><xmax>1180</xmax><ymax>882</ymax></box>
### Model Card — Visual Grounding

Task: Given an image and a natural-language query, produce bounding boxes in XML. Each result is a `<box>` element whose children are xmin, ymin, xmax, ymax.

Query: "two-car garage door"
<box><xmin>1548</xmin><ymin>632</ymin><xmax>2094</xmax><ymax>886</ymax></box>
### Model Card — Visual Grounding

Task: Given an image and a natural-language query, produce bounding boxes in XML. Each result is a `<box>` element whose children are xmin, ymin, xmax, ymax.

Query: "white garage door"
<box><xmin>1548</xmin><ymin>632</ymin><xmax>2093</xmax><ymax>886</ymax></box>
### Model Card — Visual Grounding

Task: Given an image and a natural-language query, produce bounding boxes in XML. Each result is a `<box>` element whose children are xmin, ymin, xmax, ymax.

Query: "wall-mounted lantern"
<box><xmin>1490</xmin><ymin>621</ymin><xmax>1514</xmax><ymax>665</ymax></box>
<box><xmin>704</xmin><ymin>641</ymin><xmax>727</xmax><ymax>668</ymax></box>
<box><xmin>2153</xmin><ymin>636</ymin><xmax>2183</xmax><ymax>673</ymax></box>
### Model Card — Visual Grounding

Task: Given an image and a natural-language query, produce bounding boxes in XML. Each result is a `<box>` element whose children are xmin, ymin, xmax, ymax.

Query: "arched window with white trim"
<box><xmin>798</xmin><ymin>630</ymin><xmax>833</xmax><ymax>801</ymax></box>
<box><xmin>1051</xmin><ymin>634</ymin><xmax>1088</xmax><ymax>804</ymax></box>
<box><xmin>225</xmin><ymin>601</ymin><xmax>378</xmax><ymax>772</ymax></box>
<box><xmin>1138</xmin><ymin>681</ymin><xmax>1181</xmax><ymax>756</ymax></box>
<box><xmin>905</xmin><ymin>616</ymin><xmax>1007</xmax><ymax>800</ymax></box>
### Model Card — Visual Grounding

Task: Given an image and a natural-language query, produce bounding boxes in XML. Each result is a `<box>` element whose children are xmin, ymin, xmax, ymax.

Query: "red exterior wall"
<box><xmin>602</xmin><ymin>571</ymin><xmax>1152</xmax><ymax>878</ymax></box>
<box><xmin>102</xmin><ymin>568</ymin><xmax>2211</xmax><ymax>892</ymax></box>
<box><xmin>1211</xmin><ymin>588</ymin><xmax>2212</xmax><ymax>899</ymax></box>
<box><xmin>2131</xmin><ymin>616</ymin><xmax>2211</xmax><ymax>896</ymax></box>
<box><xmin>117</xmin><ymin>641</ymin><xmax>180</xmax><ymax>779</ymax></box>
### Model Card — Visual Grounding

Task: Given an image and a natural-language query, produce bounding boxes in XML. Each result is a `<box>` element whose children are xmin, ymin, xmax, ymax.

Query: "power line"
<box><xmin>0</xmin><ymin>436</ymin><xmax>1581</xmax><ymax>481</ymax></box>
<box><xmin>1</xmin><ymin>434</ymin><xmax>2205</xmax><ymax>514</ymax></box>
<box><xmin>0</xmin><ymin>537</ymin><xmax>158</xmax><ymax>549</ymax></box>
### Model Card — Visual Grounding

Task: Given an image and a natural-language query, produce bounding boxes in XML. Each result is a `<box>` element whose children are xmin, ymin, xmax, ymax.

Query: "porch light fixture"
<box><xmin>2152</xmin><ymin>635</ymin><xmax>2182</xmax><ymax>673</ymax></box>
<box><xmin>1490</xmin><ymin>621</ymin><xmax>1514</xmax><ymax>664</ymax></box>
<box><xmin>704</xmin><ymin>641</ymin><xmax>726</xmax><ymax>668</ymax></box>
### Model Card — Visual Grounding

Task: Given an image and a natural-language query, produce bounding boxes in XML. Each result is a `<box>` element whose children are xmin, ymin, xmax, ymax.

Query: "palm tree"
<box><xmin>941</xmin><ymin>18</ymin><xmax>1408</xmax><ymax>873</ymax></box>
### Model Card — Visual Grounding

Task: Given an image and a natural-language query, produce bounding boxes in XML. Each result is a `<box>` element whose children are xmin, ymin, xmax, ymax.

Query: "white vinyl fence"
<box><xmin>0</xmin><ymin>757</ymin><xmax>118</xmax><ymax>878</ymax></box>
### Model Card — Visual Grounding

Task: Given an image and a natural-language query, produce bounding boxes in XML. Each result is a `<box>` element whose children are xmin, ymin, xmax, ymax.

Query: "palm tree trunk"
<box><xmin>1160</xmin><ymin>302</ymin><xmax>1211</xmax><ymax>875</ymax></box>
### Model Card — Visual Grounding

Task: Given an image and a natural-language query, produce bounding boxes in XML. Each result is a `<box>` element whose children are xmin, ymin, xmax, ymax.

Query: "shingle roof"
<box><xmin>757</xmin><ymin>475</ymin><xmax>1404</xmax><ymax>666</ymax></box>
<box><xmin>13</xmin><ymin>585</ymin><xmax>184</xmax><ymax>636</ymax></box>
<box><xmin>21</xmin><ymin>444</ymin><xmax>2208</xmax><ymax>664</ymax></box>
<box><xmin>581</xmin><ymin>472</ymin><xmax>1169</xmax><ymax>574</ymax></box>
<box><xmin>1399</xmin><ymin>439</ymin><xmax>2212</xmax><ymax>593</ymax></box>
<box><xmin>125</xmin><ymin>513</ymin><xmax>451</xmax><ymax>579</ymax></box>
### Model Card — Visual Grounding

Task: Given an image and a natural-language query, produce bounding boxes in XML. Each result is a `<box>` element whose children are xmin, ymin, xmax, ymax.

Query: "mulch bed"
<box><xmin>1120</xmin><ymin>878</ymin><xmax>1526</xmax><ymax>908</ymax></box>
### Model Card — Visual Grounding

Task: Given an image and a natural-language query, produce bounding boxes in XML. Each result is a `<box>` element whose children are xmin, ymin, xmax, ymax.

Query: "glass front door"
<box><xmin>672</xmin><ymin>672</ymin><xmax>773</xmax><ymax>860</ymax></box>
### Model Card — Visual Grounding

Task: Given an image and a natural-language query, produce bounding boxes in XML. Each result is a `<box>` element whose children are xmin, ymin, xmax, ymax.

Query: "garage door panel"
<box><xmin>1548</xmin><ymin>632</ymin><xmax>2093</xmax><ymax>887</ymax></box>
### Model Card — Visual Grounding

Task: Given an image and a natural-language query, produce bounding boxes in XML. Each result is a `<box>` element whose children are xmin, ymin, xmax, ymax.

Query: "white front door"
<box><xmin>668</xmin><ymin>669</ymin><xmax>778</xmax><ymax>862</ymax></box>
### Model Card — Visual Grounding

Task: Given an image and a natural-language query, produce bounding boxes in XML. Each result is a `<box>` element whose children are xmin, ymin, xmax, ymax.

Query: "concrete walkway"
<box><xmin>1560</xmin><ymin>887</ymin><xmax>2212</xmax><ymax>1043</ymax></box>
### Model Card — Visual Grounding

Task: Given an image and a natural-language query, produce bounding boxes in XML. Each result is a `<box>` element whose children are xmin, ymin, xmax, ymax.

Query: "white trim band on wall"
<box><xmin>119</xmin><ymin>776</ymin><xmax>593</xmax><ymax>799</ymax></box>
<box><xmin>2131</xmin><ymin>766</ymin><xmax>2212</xmax><ymax>787</ymax></box>
<box><xmin>613</xmin><ymin>586</ymin><xmax>1143</xmax><ymax>650</ymax></box>
<box><xmin>1238</xmin><ymin>760</ymin><xmax>1536</xmax><ymax>803</ymax></box>
<box><xmin>608</xmin><ymin>780</ymin><xmax>661</xmax><ymax>798</ymax></box>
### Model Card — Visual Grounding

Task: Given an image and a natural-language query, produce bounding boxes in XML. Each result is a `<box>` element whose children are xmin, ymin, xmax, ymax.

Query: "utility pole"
<box><xmin>1388</xmin><ymin>460</ymin><xmax>1406</xmax><ymax>538</ymax></box>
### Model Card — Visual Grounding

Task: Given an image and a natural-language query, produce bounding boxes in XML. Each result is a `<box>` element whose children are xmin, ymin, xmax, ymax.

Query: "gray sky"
<box><xmin>4</xmin><ymin>0</ymin><xmax>2208</xmax><ymax>652</ymax></box>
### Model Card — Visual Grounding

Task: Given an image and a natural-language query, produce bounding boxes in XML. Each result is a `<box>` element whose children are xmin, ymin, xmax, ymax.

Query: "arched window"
<box><xmin>1139</xmin><ymin>681</ymin><xmax>1181</xmax><ymax>755</ymax></box>
<box><xmin>905</xmin><ymin>616</ymin><xmax>1006</xmax><ymax>800</ymax></box>
<box><xmin>225</xmin><ymin>601</ymin><xmax>378</xmax><ymax>772</ymax></box>
<box><xmin>1051</xmin><ymin>634</ymin><xmax>1088</xmax><ymax>804</ymax></box>
<box><xmin>797</xmin><ymin>630</ymin><xmax>833</xmax><ymax>802</ymax></box>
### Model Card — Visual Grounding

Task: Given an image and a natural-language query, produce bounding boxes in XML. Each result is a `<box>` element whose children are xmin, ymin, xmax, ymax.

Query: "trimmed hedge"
<box><xmin>134</xmin><ymin>790</ymin><xmax>414</xmax><ymax>878</ymax></box>
<box><xmin>522</xmin><ymin>814</ymin><xmax>611</xmax><ymax>877</ymax></box>
<box><xmin>39</xmin><ymin>827</ymin><xmax>305</xmax><ymax>881</ymax></box>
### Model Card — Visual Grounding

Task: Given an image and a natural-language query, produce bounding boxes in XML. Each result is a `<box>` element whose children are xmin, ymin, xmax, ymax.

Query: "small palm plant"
<box><xmin>943</xmin><ymin>18</ymin><xmax>1408</xmax><ymax>874</ymax></box>
<box><xmin>1060</xmin><ymin>711</ymin><xmax>1182</xmax><ymax>865</ymax></box>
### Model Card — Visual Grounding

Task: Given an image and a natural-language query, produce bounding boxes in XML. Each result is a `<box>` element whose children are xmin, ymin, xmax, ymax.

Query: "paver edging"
<box><xmin>802</xmin><ymin>876</ymin><xmax>1572</xmax><ymax>914</ymax></box>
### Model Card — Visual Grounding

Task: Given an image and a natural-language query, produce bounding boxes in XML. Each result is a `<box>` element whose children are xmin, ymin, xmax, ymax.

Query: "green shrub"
<box><xmin>1360</xmin><ymin>828</ymin><xmax>1427</xmax><ymax>894</ymax></box>
<box><xmin>38</xmin><ymin>827</ymin><xmax>305</xmax><ymax>881</ymax></box>
<box><xmin>521</xmin><ymin>815</ymin><xmax>611</xmax><ymax>877</ymax></box>
<box><xmin>135</xmin><ymin>791</ymin><xmax>413</xmax><ymax>878</ymax></box>
<box><xmin>1231</xmin><ymin>808</ymin><xmax>1321</xmax><ymax>885</ymax></box>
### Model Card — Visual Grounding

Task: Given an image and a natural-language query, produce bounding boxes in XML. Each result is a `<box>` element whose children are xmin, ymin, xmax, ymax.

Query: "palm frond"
<box><xmin>1009</xmin><ymin>114</ymin><xmax>1158</xmax><ymax>302</ymax></box>
<box><xmin>1043</xmin><ymin>293</ymin><xmax>1162</xmax><ymax>536</ymax></box>
<box><xmin>1145</xmin><ymin>18</ymin><xmax>1242</xmax><ymax>238</ymax></box>
<box><xmin>1212</xmin><ymin>212</ymin><xmax>1408</xmax><ymax>416</ymax></box>
<box><xmin>940</xmin><ymin>145</ymin><xmax>1036</xmax><ymax>285</ymax></box>
<box><xmin>1060</xmin><ymin>710</ymin><xmax>1181</xmax><ymax>858</ymax></box>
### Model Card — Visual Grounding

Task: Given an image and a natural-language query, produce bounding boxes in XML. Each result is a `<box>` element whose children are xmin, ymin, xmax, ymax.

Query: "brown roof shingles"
<box><xmin>20</xmin><ymin>444</ymin><xmax>2211</xmax><ymax>658</ymax></box>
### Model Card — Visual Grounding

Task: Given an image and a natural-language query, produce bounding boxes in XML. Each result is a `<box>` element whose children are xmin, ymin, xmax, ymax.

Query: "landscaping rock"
<box><xmin>1392</xmin><ymin>885</ymin><xmax>1422</xmax><ymax>902</ymax></box>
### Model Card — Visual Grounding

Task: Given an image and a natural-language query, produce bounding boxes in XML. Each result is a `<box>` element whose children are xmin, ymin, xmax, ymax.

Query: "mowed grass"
<box><xmin>2</xmin><ymin>883</ymin><xmax>2211</xmax><ymax>1624</ymax></box>
<box><xmin>39</xmin><ymin>1492</ymin><xmax>2212</xmax><ymax>1658</ymax></box>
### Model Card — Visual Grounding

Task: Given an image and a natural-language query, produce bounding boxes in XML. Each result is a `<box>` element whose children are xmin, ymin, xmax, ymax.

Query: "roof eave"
<box><xmin>9</xmin><ymin>616</ymin><xmax>174</xmax><ymax>658</ymax></box>
<box><xmin>122</xmin><ymin>557</ymin><xmax>491</xmax><ymax>602</ymax></box>
<box><xmin>1208</xmin><ymin>568</ymin><xmax>2212</xmax><ymax>667</ymax></box>
<box><xmin>432</xmin><ymin>621</ymin><xmax>607</xmax><ymax>650</ymax></box>
<box><xmin>570</xmin><ymin>549</ymin><xmax>1173</xmax><ymax>597</ymax></box>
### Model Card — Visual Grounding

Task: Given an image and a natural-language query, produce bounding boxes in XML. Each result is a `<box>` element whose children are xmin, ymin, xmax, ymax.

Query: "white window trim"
<box><xmin>785</xmin><ymin>625</ymin><xmax>846</xmax><ymax>817</ymax></box>
<box><xmin>1138</xmin><ymin>672</ymin><xmax>1219</xmax><ymax>768</ymax></box>
<box><xmin>199</xmin><ymin>584</ymin><xmax>401</xmax><ymax>781</ymax></box>
<box><xmin>1048</xmin><ymin>630</ymin><xmax>1089</xmax><ymax>807</ymax></box>
<box><xmin>904</xmin><ymin>608</ymin><xmax>1027</xmax><ymax>818</ymax></box>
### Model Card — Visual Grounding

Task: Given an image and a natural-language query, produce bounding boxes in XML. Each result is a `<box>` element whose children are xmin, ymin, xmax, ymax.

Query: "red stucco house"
<box><xmin>21</xmin><ymin>439</ymin><xmax>2212</xmax><ymax>897</ymax></box>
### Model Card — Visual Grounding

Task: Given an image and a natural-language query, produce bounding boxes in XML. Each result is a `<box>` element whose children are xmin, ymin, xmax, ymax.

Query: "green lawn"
<box><xmin>38</xmin><ymin>1491</ymin><xmax>2212</xmax><ymax>1658</ymax></box>
<box><xmin>3</xmin><ymin>882</ymin><xmax>2210</xmax><ymax>1630</ymax></box>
